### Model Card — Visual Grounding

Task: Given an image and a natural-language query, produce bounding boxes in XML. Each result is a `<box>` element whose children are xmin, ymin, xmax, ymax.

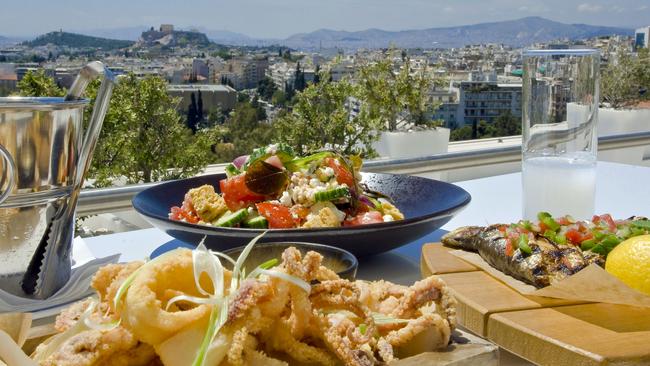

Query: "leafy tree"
<box><xmin>313</xmin><ymin>65</ymin><xmax>321</xmax><ymax>84</ymax></box>
<box><xmin>222</xmin><ymin>101</ymin><xmax>274</xmax><ymax>158</ymax></box>
<box><xmin>197</xmin><ymin>90</ymin><xmax>204</xmax><ymax>122</ymax></box>
<box><xmin>15</xmin><ymin>72</ymin><xmax>224</xmax><ymax>187</ymax></box>
<box><xmin>207</xmin><ymin>108</ymin><xmax>225</xmax><ymax>125</ymax></box>
<box><xmin>601</xmin><ymin>48</ymin><xmax>650</xmax><ymax>108</ymax></box>
<box><xmin>82</xmin><ymin>74</ymin><xmax>222</xmax><ymax>186</ymax></box>
<box><xmin>273</xmin><ymin>71</ymin><xmax>382</xmax><ymax>156</ymax></box>
<box><xmin>187</xmin><ymin>92</ymin><xmax>198</xmax><ymax>132</ymax></box>
<box><xmin>294</xmin><ymin>62</ymin><xmax>306</xmax><ymax>92</ymax></box>
<box><xmin>356</xmin><ymin>55</ymin><xmax>439</xmax><ymax>131</ymax></box>
<box><xmin>284</xmin><ymin>81</ymin><xmax>295</xmax><ymax>101</ymax></box>
<box><xmin>493</xmin><ymin>110</ymin><xmax>521</xmax><ymax>136</ymax></box>
<box><xmin>271</xmin><ymin>90</ymin><xmax>287</xmax><ymax>106</ymax></box>
<box><xmin>16</xmin><ymin>70</ymin><xmax>65</xmax><ymax>97</ymax></box>
<box><xmin>256</xmin><ymin>77</ymin><xmax>277</xmax><ymax>101</ymax></box>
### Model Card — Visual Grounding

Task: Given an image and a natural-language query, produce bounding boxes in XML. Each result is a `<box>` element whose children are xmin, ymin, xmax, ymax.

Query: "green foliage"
<box><xmin>450</xmin><ymin>120</ymin><xmax>496</xmax><ymax>141</ymax></box>
<box><xmin>293</xmin><ymin>62</ymin><xmax>306</xmax><ymax>92</ymax></box>
<box><xmin>16</xmin><ymin>70</ymin><xmax>65</xmax><ymax>97</ymax></box>
<box><xmin>601</xmin><ymin>48</ymin><xmax>650</xmax><ymax>108</ymax></box>
<box><xmin>256</xmin><ymin>77</ymin><xmax>277</xmax><ymax>101</ymax></box>
<box><xmin>23</xmin><ymin>31</ymin><xmax>134</xmax><ymax>50</ymax></box>
<box><xmin>273</xmin><ymin>71</ymin><xmax>382</xmax><ymax>157</ymax></box>
<box><xmin>221</xmin><ymin>101</ymin><xmax>274</xmax><ymax>159</ymax></box>
<box><xmin>81</xmin><ymin>74</ymin><xmax>222</xmax><ymax>186</ymax></box>
<box><xmin>493</xmin><ymin>110</ymin><xmax>521</xmax><ymax>136</ymax></box>
<box><xmin>271</xmin><ymin>90</ymin><xmax>287</xmax><ymax>106</ymax></box>
<box><xmin>356</xmin><ymin>55</ymin><xmax>440</xmax><ymax>130</ymax></box>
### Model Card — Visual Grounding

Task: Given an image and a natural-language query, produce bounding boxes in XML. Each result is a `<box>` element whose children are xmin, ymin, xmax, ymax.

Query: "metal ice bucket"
<box><xmin>0</xmin><ymin>62</ymin><xmax>114</xmax><ymax>299</ymax></box>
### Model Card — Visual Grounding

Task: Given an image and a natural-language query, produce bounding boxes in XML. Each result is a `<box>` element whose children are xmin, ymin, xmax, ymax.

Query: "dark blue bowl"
<box><xmin>132</xmin><ymin>172</ymin><xmax>470</xmax><ymax>257</ymax></box>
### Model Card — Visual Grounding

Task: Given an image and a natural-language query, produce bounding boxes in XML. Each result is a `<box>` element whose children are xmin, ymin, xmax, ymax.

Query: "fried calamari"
<box><xmin>35</xmin><ymin>246</ymin><xmax>456</xmax><ymax>366</ymax></box>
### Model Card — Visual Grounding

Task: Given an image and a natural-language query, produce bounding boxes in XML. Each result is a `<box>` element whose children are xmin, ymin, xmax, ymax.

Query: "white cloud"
<box><xmin>610</xmin><ymin>5</ymin><xmax>625</xmax><ymax>13</ymax></box>
<box><xmin>442</xmin><ymin>6</ymin><xmax>454</xmax><ymax>13</ymax></box>
<box><xmin>518</xmin><ymin>6</ymin><xmax>529</xmax><ymax>12</ymax></box>
<box><xmin>577</xmin><ymin>3</ymin><xmax>603</xmax><ymax>13</ymax></box>
<box><xmin>639</xmin><ymin>5</ymin><xmax>648</xmax><ymax>11</ymax></box>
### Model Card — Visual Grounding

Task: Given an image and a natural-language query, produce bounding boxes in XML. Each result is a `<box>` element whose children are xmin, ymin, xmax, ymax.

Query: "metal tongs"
<box><xmin>21</xmin><ymin>62</ymin><xmax>115</xmax><ymax>299</ymax></box>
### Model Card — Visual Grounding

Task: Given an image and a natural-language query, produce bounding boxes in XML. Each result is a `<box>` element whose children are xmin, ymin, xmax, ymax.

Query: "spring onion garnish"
<box><xmin>0</xmin><ymin>330</ymin><xmax>38</xmax><ymax>366</ymax></box>
<box><xmin>256</xmin><ymin>269</ymin><xmax>311</xmax><ymax>293</ymax></box>
<box><xmin>230</xmin><ymin>231</ymin><xmax>267</xmax><ymax>294</ymax></box>
<box><xmin>83</xmin><ymin>301</ymin><xmax>120</xmax><ymax>331</ymax></box>
<box><xmin>371</xmin><ymin>312</ymin><xmax>410</xmax><ymax>324</ymax></box>
<box><xmin>34</xmin><ymin>300</ymin><xmax>99</xmax><ymax>362</ymax></box>
<box><xmin>359</xmin><ymin>323</ymin><xmax>368</xmax><ymax>335</ymax></box>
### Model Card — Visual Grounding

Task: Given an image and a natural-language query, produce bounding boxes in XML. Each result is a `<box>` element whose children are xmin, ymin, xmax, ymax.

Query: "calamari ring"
<box><xmin>121</xmin><ymin>249</ymin><xmax>211</xmax><ymax>345</ymax></box>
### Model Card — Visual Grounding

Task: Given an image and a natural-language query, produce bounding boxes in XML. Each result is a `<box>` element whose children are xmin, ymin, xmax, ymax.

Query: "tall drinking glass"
<box><xmin>522</xmin><ymin>49</ymin><xmax>600</xmax><ymax>220</ymax></box>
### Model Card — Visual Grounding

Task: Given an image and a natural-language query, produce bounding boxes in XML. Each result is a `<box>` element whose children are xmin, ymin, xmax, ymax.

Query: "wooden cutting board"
<box><xmin>421</xmin><ymin>243</ymin><xmax>650</xmax><ymax>366</ymax></box>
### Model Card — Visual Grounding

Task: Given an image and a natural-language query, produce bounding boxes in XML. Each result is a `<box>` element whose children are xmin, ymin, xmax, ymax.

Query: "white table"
<box><xmin>81</xmin><ymin>161</ymin><xmax>650</xmax><ymax>366</ymax></box>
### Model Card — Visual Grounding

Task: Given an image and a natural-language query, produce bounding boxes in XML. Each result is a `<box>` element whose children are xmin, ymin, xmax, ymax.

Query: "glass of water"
<box><xmin>521</xmin><ymin>49</ymin><xmax>600</xmax><ymax>220</ymax></box>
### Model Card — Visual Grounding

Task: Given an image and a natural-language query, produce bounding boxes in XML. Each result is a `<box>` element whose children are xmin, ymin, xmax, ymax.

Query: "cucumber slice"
<box><xmin>242</xmin><ymin>216</ymin><xmax>269</xmax><ymax>229</ymax></box>
<box><xmin>213</xmin><ymin>209</ymin><xmax>247</xmax><ymax>227</ymax></box>
<box><xmin>314</xmin><ymin>187</ymin><xmax>351</xmax><ymax>202</ymax></box>
<box><xmin>225</xmin><ymin>164</ymin><xmax>241</xmax><ymax>178</ymax></box>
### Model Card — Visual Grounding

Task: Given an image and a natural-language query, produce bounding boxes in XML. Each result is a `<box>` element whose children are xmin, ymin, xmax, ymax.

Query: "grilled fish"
<box><xmin>442</xmin><ymin>225</ymin><xmax>605</xmax><ymax>288</ymax></box>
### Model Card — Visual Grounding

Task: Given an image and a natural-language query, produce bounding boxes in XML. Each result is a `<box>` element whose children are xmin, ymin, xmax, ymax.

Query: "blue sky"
<box><xmin>1</xmin><ymin>0</ymin><xmax>648</xmax><ymax>38</ymax></box>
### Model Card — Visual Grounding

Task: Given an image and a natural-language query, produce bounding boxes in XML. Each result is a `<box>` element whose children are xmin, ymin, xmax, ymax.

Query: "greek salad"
<box><xmin>169</xmin><ymin>144</ymin><xmax>404</xmax><ymax>229</ymax></box>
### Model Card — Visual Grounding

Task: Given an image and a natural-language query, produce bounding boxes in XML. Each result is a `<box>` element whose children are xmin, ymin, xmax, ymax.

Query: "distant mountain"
<box><xmin>282</xmin><ymin>17</ymin><xmax>633</xmax><ymax>49</ymax></box>
<box><xmin>23</xmin><ymin>31</ymin><xmax>134</xmax><ymax>50</ymax></box>
<box><xmin>0</xmin><ymin>35</ymin><xmax>25</xmax><ymax>47</ymax></box>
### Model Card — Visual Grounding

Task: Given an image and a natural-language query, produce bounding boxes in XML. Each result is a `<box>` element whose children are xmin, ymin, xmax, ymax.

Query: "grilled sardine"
<box><xmin>442</xmin><ymin>225</ymin><xmax>604</xmax><ymax>288</ymax></box>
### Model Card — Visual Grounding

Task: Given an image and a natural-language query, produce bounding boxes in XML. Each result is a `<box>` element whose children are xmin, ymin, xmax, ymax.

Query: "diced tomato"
<box><xmin>344</xmin><ymin>211</ymin><xmax>384</xmax><ymax>226</ymax></box>
<box><xmin>256</xmin><ymin>202</ymin><xmax>296</xmax><ymax>229</ymax></box>
<box><xmin>593</xmin><ymin>214</ymin><xmax>616</xmax><ymax>231</ymax></box>
<box><xmin>505</xmin><ymin>240</ymin><xmax>514</xmax><ymax>256</ymax></box>
<box><xmin>557</xmin><ymin>216</ymin><xmax>572</xmax><ymax>226</ymax></box>
<box><xmin>565</xmin><ymin>229</ymin><xmax>583</xmax><ymax>244</ymax></box>
<box><xmin>169</xmin><ymin>206</ymin><xmax>199</xmax><ymax>224</ymax></box>
<box><xmin>219</xmin><ymin>174</ymin><xmax>266</xmax><ymax>211</ymax></box>
<box><xmin>538</xmin><ymin>221</ymin><xmax>548</xmax><ymax>232</ymax></box>
<box><xmin>264</xmin><ymin>155</ymin><xmax>284</xmax><ymax>169</ymax></box>
<box><xmin>325</xmin><ymin>157</ymin><xmax>355</xmax><ymax>188</ymax></box>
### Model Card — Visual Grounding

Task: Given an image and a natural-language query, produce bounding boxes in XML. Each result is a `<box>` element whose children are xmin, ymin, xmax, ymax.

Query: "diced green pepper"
<box><xmin>632</xmin><ymin>220</ymin><xmax>650</xmax><ymax>229</ymax></box>
<box><xmin>580</xmin><ymin>238</ymin><xmax>597</xmax><ymax>250</ymax></box>
<box><xmin>518</xmin><ymin>220</ymin><xmax>533</xmax><ymax>231</ymax></box>
<box><xmin>518</xmin><ymin>235</ymin><xmax>532</xmax><ymax>255</ymax></box>
<box><xmin>225</xmin><ymin>163</ymin><xmax>241</xmax><ymax>178</ymax></box>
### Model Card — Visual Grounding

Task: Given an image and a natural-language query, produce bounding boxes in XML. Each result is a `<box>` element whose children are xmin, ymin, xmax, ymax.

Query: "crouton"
<box><xmin>302</xmin><ymin>207</ymin><xmax>342</xmax><ymax>228</ymax></box>
<box><xmin>188</xmin><ymin>185</ymin><xmax>228</xmax><ymax>222</ymax></box>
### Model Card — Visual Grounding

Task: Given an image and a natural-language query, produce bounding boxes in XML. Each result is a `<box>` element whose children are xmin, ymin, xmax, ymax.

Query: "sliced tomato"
<box><xmin>219</xmin><ymin>174</ymin><xmax>266</xmax><ymax>211</ymax></box>
<box><xmin>169</xmin><ymin>206</ymin><xmax>199</xmax><ymax>224</ymax></box>
<box><xmin>344</xmin><ymin>211</ymin><xmax>384</xmax><ymax>226</ymax></box>
<box><xmin>325</xmin><ymin>157</ymin><xmax>355</xmax><ymax>188</ymax></box>
<box><xmin>256</xmin><ymin>202</ymin><xmax>296</xmax><ymax>229</ymax></box>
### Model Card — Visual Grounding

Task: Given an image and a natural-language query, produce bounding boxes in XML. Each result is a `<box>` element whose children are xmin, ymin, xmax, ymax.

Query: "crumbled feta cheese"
<box><xmin>321</xmin><ymin>167</ymin><xmax>335</xmax><ymax>177</ymax></box>
<box><xmin>383</xmin><ymin>214</ymin><xmax>394</xmax><ymax>222</ymax></box>
<box><xmin>279</xmin><ymin>191</ymin><xmax>292</xmax><ymax>207</ymax></box>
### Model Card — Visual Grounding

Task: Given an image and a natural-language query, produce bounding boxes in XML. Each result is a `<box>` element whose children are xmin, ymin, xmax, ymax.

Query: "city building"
<box><xmin>635</xmin><ymin>26</ymin><xmax>650</xmax><ymax>49</ymax></box>
<box><xmin>167</xmin><ymin>84</ymin><xmax>237</xmax><ymax>114</ymax></box>
<box><xmin>456</xmin><ymin>81</ymin><xmax>522</xmax><ymax>126</ymax></box>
